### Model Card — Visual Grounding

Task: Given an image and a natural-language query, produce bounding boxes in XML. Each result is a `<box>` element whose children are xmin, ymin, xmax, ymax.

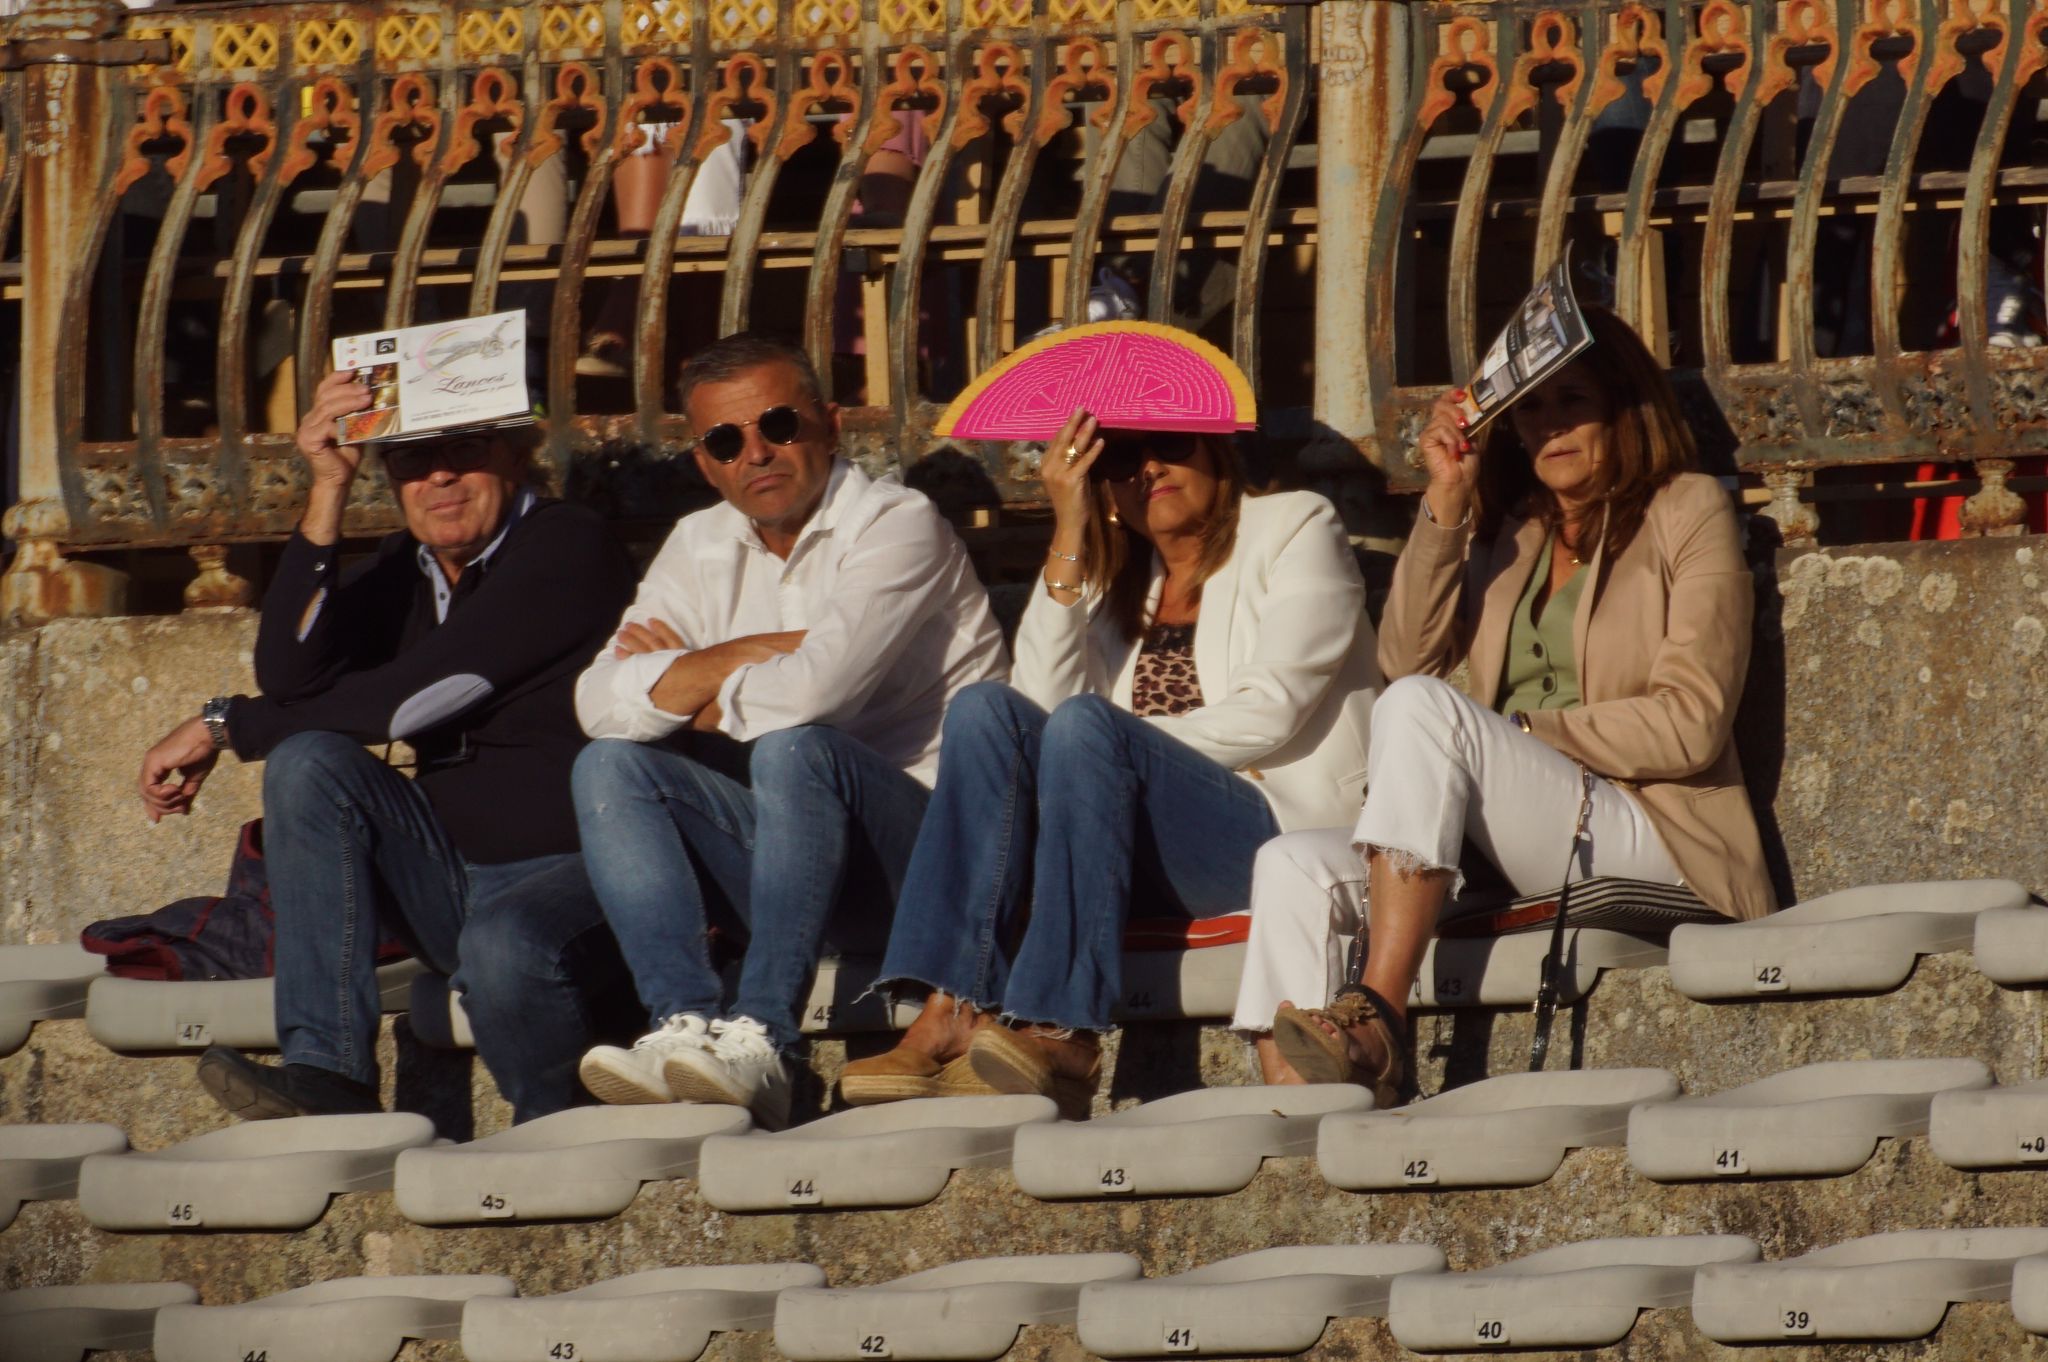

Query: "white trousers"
<box><xmin>1231</xmin><ymin>674</ymin><xmax>1683</xmax><ymax>1031</ymax></box>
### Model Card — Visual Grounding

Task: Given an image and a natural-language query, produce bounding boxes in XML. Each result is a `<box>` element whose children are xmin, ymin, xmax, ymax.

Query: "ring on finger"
<box><xmin>1062</xmin><ymin>444</ymin><xmax>1081</xmax><ymax>466</ymax></box>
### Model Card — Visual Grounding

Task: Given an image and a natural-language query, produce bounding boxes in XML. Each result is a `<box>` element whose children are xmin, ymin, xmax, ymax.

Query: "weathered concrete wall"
<box><xmin>0</xmin><ymin>614</ymin><xmax>264</xmax><ymax>945</ymax></box>
<box><xmin>1745</xmin><ymin>536</ymin><xmax>2048</xmax><ymax>904</ymax></box>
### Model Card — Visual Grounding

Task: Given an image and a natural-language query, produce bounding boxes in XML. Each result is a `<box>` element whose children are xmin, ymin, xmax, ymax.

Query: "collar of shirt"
<box><xmin>713</xmin><ymin>457</ymin><xmax>860</xmax><ymax>564</ymax></box>
<box><xmin>417</xmin><ymin>486</ymin><xmax>537</xmax><ymax>623</ymax></box>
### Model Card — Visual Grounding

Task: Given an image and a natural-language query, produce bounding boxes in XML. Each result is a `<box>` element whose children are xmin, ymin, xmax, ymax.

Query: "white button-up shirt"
<box><xmin>575</xmin><ymin>459</ymin><xmax>1009</xmax><ymax>787</ymax></box>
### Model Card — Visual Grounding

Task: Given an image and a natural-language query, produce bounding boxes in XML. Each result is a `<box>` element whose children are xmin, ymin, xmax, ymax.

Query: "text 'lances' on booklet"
<box><xmin>332</xmin><ymin>310</ymin><xmax>535</xmax><ymax>446</ymax></box>
<box><xmin>1454</xmin><ymin>246</ymin><xmax>1593</xmax><ymax>436</ymax></box>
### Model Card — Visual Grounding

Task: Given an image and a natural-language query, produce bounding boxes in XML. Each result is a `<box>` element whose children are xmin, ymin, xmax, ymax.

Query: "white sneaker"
<box><xmin>578</xmin><ymin>1014</ymin><xmax>714</xmax><ymax>1105</ymax></box>
<box><xmin>663</xmin><ymin>1016</ymin><xmax>793</xmax><ymax>1128</ymax></box>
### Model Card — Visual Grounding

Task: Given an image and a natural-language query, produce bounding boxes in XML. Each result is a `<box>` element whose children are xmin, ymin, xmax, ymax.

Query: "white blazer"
<box><xmin>1011</xmin><ymin>490</ymin><xmax>1381</xmax><ymax>833</ymax></box>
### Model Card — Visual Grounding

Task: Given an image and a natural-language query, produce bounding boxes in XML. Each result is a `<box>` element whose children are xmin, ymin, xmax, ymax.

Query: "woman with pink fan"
<box><xmin>838</xmin><ymin>322</ymin><xmax>1382</xmax><ymax>1117</ymax></box>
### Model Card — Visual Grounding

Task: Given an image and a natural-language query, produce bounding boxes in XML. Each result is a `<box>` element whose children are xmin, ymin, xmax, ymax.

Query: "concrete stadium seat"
<box><xmin>698</xmin><ymin>1094</ymin><xmax>1057</xmax><ymax>1212</ymax></box>
<box><xmin>1318</xmin><ymin>1068</ymin><xmax>1679</xmax><ymax>1190</ymax></box>
<box><xmin>0</xmin><ymin>943</ymin><xmax>104</xmax><ymax>1056</ymax></box>
<box><xmin>2006</xmin><ymin>1253</ymin><xmax>2048</xmax><ymax>1334</ymax></box>
<box><xmin>462</xmin><ymin>1264</ymin><xmax>825</xmax><ymax>1362</ymax></box>
<box><xmin>774</xmin><ymin>1253</ymin><xmax>1142</xmax><ymax>1361</ymax></box>
<box><xmin>85</xmin><ymin>958</ymin><xmax>424</xmax><ymax>1051</ymax></box>
<box><xmin>1011</xmin><ymin>1084</ymin><xmax>1372</xmax><ymax>1200</ymax></box>
<box><xmin>1692</xmin><ymin>1228</ymin><xmax>2048</xmax><ymax>1342</ymax></box>
<box><xmin>1974</xmin><ymin>904</ymin><xmax>2048</xmax><ymax>985</ymax></box>
<box><xmin>1667</xmin><ymin>879</ymin><xmax>2029</xmax><ymax>1000</ymax></box>
<box><xmin>1929</xmin><ymin>1075</ymin><xmax>2048</xmax><ymax>1170</ymax></box>
<box><xmin>0</xmin><ymin>1122</ymin><xmax>127</xmax><ymax>1231</ymax></box>
<box><xmin>1405</xmin><ymin>930</ymin><xmax>1666</xmax><ymax>1008</ymax></box>
<box><xmin>1627</xmin><ymin>1058</ymin><xmax>1991</xmax><ymax>1181</ymax></box>
<box><xmin>1075</xmin><ymin>1244</ymin><xmax>1445</xmax><ymax>1357</ymax></box>
<box><xmin>153</xmin><ymin>1275</ymin><xmax>516</xmax><ymax>1362</ymax></box>
<box><xmin>77</xmin><ymin>1112</ymin><xmax>435</xmax><ymax>1231</ymax></box>
<box><xmin>0</xmin><ymin>1283</ymin><xmax>198</xmax><ymax>1362</ymax></box>
<box><xmin>1387</xmin><ymin>1235</ymin><xmax>1758</xmax><ymax>1351</ymax></box>
<box><xmin>1114</xmin><ymin>939</ymin><xmax>1248</xmax><ymax>1021</ymax></box>
<box><xmin>393</xmin><ymin>1104</ymin><xmax>751</xmax><ymax>1224</ymax></box>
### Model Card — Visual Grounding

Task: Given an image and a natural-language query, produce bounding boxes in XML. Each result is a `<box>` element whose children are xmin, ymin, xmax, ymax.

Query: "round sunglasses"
<box><xmin>691</xmin><ymin>404</ymin><xmax>812</xmax><ymax>464</ymax></box>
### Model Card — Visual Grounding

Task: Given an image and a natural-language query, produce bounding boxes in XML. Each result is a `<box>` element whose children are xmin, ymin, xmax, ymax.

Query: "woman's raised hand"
<box><xmin>1040</xmin><ymin>407</ymin><xmax>1104</xmax><ymax>533</ymax></box>
<box><xmin>1418</xmin><ymin>389</ymin><xmax>1478</xmax><ymax>529</ymax></box>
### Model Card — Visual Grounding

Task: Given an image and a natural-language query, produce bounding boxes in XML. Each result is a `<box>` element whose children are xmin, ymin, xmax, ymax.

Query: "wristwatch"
<box><xmin>200</xmin><ymin>696</ymin><xmax>234</xmax><ymax>751</ymax></box>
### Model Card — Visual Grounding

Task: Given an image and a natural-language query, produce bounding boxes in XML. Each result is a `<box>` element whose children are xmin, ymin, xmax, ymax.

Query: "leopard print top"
<box><xmin>1131</xmin><ymin>622</ymin><xmax>1203</xmax><ymax>717</ymax></box>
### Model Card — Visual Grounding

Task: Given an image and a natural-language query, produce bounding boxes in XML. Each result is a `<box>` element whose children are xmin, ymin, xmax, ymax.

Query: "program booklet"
<box><xmin>1455</xmin><ymin>246</ymin><xmax>1593</xmax><ymax>434</ymax></box>
<box><xmin>331</xmin><ymin>309</ymin><xmax>534</xmax><ymax>446</ymax></box>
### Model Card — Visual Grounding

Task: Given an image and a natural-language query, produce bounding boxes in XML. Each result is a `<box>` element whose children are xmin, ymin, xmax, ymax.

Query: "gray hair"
<box><xmin>675</xmin><ymin>333</ymin><xmax>825</xmax><ymax>415</ymax></box>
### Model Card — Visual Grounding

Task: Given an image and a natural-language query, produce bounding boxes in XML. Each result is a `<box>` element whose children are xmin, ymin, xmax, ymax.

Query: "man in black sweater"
<box><xmin>137</xmin><ymin>367</ymin><xmax>638</xmax><ymax>1123</ymax></box>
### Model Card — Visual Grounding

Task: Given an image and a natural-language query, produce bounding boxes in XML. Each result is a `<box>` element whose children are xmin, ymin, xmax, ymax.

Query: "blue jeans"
<box><xmin>571</xmin><ymin>725</ymin><xmax>930</xmax><ymax>1052</ymax></box>
<box><xmin>263</xmin><ymin>732</ymin><xmax>636</xmax><ymax>1123</ymax></box>
<box><xmin>877</xmin><ymin>683</ymin><xmax>1280</xmax><ymax>1030</ymax></box>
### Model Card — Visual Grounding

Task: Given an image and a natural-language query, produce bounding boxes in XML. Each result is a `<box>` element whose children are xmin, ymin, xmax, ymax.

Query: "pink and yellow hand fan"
<box><xmin>935</xmin><ymin>321</ymin><xmax>1257</xmax><ymax>439</ymax></box>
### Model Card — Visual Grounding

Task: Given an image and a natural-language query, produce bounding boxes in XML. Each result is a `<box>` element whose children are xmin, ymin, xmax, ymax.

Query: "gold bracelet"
<box><xmin>1046</xmin><ymin>548</ymin><xmax>1080</xmax><ymax>563</ymax></box>
<box><xmin>1045</xmin><ymin>576</ymin><xmax>1086</xmax><ymax>594</ymax></box>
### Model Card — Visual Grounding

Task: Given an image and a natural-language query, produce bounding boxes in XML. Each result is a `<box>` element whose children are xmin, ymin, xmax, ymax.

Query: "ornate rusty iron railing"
<box><xmin>0</xmin><ymin>0</ymin><xmax>2043</xmax><ymax>622</ymax></box>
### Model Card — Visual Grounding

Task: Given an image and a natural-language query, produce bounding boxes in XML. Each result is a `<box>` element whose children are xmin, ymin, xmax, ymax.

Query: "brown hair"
<box><xmin>1472</xmin><ymin>305</ymin><xmax>1695</xmax><ymax>556</ymax></box>
<box><xmin>1080</xmin><ymin>434</ymin><xmax>1247</xmax><ymax>641</ymax></box>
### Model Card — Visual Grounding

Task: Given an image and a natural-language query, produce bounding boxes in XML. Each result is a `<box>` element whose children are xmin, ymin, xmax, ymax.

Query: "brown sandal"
<box><xmin>967</xmin><ymin>1026</ymin><xmax>1101</xmax><ymax>1121</ymax></box>
<box><xmin>1271</xmin><ymin>986</ymin><xmax>1407</xmax><ymax>1109</ymax></box>
<box><xmin>840</xmin><ymin>1048</ymin><xmax>998</xmax><ymax>1105</ymax></box>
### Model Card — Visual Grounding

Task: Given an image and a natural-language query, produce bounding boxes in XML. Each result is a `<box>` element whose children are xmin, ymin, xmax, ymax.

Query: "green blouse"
<box><xmin>1497</xmin><ymin>535</ymin><xmax>1585</xmax><ymax>716</ymax></box>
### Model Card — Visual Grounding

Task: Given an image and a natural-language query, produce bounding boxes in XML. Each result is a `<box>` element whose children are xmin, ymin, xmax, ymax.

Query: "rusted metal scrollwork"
<box><xmin>0</xmin><ymin>0</ymin><xmax>2044</xmax><ymax>623</ymax></box>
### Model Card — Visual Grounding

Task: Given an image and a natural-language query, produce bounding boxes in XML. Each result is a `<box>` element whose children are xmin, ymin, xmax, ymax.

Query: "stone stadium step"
<box><xmin>76</xmin><ymin>1112</ymin><xmax>434</xmax><ymax>1231</ymax></box>
<box><xmin>0</xmin><ymin>1121</ymin><xmax>126</xmax><ymax>1231</ymax></box>
<box><xmin>0</xmin><ymin>1283</ymin><xmax>197</xmax><ymax>1362</ymax></box>
<box><xmin>1386</xmin><ymin>1234</ymin><xmax>1760</xmax><ymax>1351</ymax></box>
<box><xmin>461</xmin><ymin>1263</ymin><xmax>826</xmax><ymax>1362</ymax></box>
<box><xmin>1074</xmin><ymin>1244</ymin><xmax>1446</xmax><ymax>1357</ymax></box>
<box><xmin>1666</xmin><ymin>879</ymin><xmax>2030</xmax><ymax>1000</ymax></box>
<box><xmin>392</xmin><ymin>1104</ymin><xmax>751</xmax><ymax>1225</ymax></box>
<box><xmin>1974</xmin><ymin>903</ymin><xmax>2048</xmax><ymax>985</ymax></box>
<box><xmin>1010</xmin><ymin>1084</ymin><xmax>1371</xmax><ymax>1200</ymax></box>
<box><xmin>0</xmin><ymin>944</ymin><xmax>103</xmax><ymax>1057</ymax></box>
<box><xmin>1317</xmin><ymin>1068</ymin><xmax>1679</xmax><ymax>1190</ymax></box>
<box><xmin>1626</xmin><ymin>1058</ymin><xmax>1992</xmax><ymax>1181</ymax></box>
<box><xmin>1929</xmin><ymin>1076</ymin><xmax>2048</xmax><ymax>1170</ymax></box>
<box><xmin>152</xmin><ymin>1275</ymin><xmax>516</xmax><ymax>1362</ymax></box>
<box><xmin>698</xmin><ymin>1094</ymin><xmax>1057</xmax><ymax>1211</ymax></box>
<box><xmin>85</xmin><ymin>959</ymin><xmax>425</xmax><ymax>1051</ymax></box>
<box><xmin>773</xmin><ymin>1253</ymin><xmax>1143</xmax><ymax>1361</ymax></box>
<box><xmin>1691</xmin><ymin>1227</ymin><xmax>2048</xmax><ymax>1343</ymax></box>
<box><xmin>1405</xmin><ymin>929</ymin><xmax>1666</xmax><ymax>1007</ymax></box>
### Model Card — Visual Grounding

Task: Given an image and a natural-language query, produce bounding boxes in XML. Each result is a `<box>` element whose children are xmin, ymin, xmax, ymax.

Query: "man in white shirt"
<box><xmin>571</xmin><ymin>333</ymin><xmax>1007</xmax><ymax>1125</ymax></box>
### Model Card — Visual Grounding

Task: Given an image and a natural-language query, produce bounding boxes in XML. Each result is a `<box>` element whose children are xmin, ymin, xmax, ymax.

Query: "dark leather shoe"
<box><xmin>196</xmin><ymin>1046</ymin><xmax>381</xmax><ymax>1120</ymax></box>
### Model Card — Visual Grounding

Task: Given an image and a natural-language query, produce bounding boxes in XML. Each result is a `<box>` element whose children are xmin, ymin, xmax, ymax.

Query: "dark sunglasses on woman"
<box><xmin>381</xmin><ymin>437</ymin><xmax>497</xmax><ymax>484</ymax></box>
<box><xmin>692</xmin><ymin>404</ymin><xmax>811</xmax><ymax>464</ymax></box>
<box><xmin>1089</xmin><ymin>431</ymin><xmax>1201</xmax><ymax>484</ymax></box>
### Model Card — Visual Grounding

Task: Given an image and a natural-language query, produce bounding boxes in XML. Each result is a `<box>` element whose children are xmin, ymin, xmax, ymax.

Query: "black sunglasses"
<box><xmin>382</xmin><ymin>438</ymin><xmax>496</xmax><ymax>484</ymax></box>
<box><xmin>1090</xmin><ymin>432</ymin><xmax>1202</xmax><ymax>484</ymax></box>
<box><xmin>692</xmin><ymin>405</ymin><xmax>809</xmax><ymax>464</ymax></box>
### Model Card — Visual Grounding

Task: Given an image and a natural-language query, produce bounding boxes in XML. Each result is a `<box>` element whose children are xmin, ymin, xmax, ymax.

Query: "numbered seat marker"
<box><xmin>857</xmin><ymin>1333</ymin><xmax>889</xmax><ymax>1357</ymax></box>
<box><xmin>477</xmin><ymin>1191</ymin><xmax>512</xmax><ymax>1218</ymax></box>
<box><xmin>1753</xmin><ymin>963</ymin><xmax>1787</xmax><ymax>992</ymax></box>
<box><xmin>1473</xmin><ymin>1318</ymin><xmax>1508</xmax><ymax>1344</ymax></box>
<box><xmin>786</xmin><ymin>1175</ymin><xmax>821</xmax><ymax>1206</ymax></box>
<box><xmin>1779</xmin><ymin>1307</ymin><xmax>1813</xmax><ymax>1336</ymax></box>
<box><xmin>1162</xmin><ymin>1324</ymin><xmax>1196</xmax><ymax>1352</ymax></box>
<box><xmin>1400</xmin><ymin>1156</ymin><xmax>1437</xmax><ymax>1185</ymax></box>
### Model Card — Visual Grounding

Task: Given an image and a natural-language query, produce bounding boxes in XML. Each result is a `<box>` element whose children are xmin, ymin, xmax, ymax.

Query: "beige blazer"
<box><xmin>1012</xmin><ymin>490</ymin><xmax>1382</xmax><ymax>833</ymax></box>
<box><xmin>1379</xmin><ymin>472</ymin><xmax>1774</xmax><ymax>921</ymax></box>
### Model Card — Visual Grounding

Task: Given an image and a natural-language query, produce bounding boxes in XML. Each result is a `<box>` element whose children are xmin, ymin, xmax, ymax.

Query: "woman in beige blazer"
<box><xmin>842</xmin><ymin>404</ymin><xmax>1380</xmax><ymax>1117</ymax></box>
<box><xmin>1234</xmin><ymin>306</ymin><xmax>1773</xmax><ymax>1104</ymax></box>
